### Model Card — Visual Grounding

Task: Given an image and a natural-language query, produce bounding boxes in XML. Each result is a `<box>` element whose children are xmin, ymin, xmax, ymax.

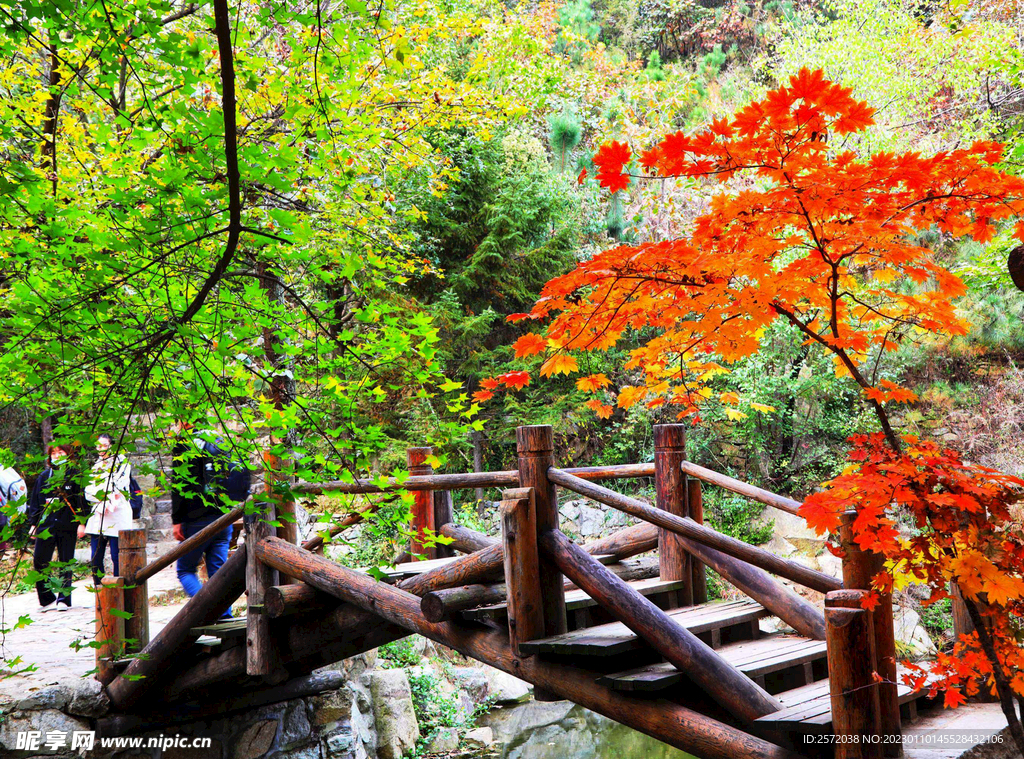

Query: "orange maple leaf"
<box><xmin>540</xmin><ymin>354</ymin><xmax>579</xmax><ymax>377</ymax></box>
<box><xmin>593</xmin><ymin>140</ymin><xmax>632</xmax><ymax>193</ymax></box>
<box><xmin>585</xmin><ymin>399</ymin><xmax>613</xmax><ymax>418</ymax></box>
<box><xmin>501</xmin><ymin>371</ymin><xmax>531</xmax><ymax>391</ymax></box>
<box><xmin>861</xmin><ymin>592</ymin><xmax>881</xmax><ymax>612</ymax></box>
<box><xmin>576</xmin><ymin>373</ymin><xmax>611</xmax><ymax>392</ymax></box>
<box><xmin>513</xmin><ymin>333</ymin><xmax>547</xmax><ymax>358</ymax></box>
<box><xmin>943</xmin><ymin>688</ymin><xmax>967</xmax><ymax>709</ymax></box>
<box><xmin>617</xmin><ymin>386</ymin><xmax>648</xmax><ymax>409</ymax></box>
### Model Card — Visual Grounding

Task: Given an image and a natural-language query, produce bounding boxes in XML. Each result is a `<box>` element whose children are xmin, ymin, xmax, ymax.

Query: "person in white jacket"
<box><xmin>78</xmin><ymin>434</ymin><xmax>133</xmax><ymax>584</ymax></box>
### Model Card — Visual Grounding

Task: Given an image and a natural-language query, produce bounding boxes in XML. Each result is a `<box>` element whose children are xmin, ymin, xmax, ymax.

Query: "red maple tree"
<box><xmin>481</xmin><ymin>68</ymin><xmax>1024</xmax><ymax>747</ymax></box>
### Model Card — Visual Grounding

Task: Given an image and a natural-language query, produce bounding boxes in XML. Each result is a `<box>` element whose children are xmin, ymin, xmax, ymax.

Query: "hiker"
<box><xmin>27</xmin><ymin>444</ymin><xmax>85</xmax><ymax>611</ymax></box>
<box><xmin>0</xmin><ymin>463</ymin><xmax>28</xmax><ymax>556</ymax></box>
<box><xmin>172</xmin><ymin>424</ymin><xmax>249</xmax><ymax>617</ymax></box>
<box><xmin>79</xmin><ymin>433</ymin><xmax>133</xmax><ymax>584</ymax></box>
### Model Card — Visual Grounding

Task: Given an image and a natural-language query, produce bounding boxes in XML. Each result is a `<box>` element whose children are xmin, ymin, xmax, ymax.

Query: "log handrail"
<box><xmin>135</xmin><ymin>504</ymin><xmax>246</xmax><ymax>584</ymax></box>
<box><xmin>548</xmin><ymin>467</ymin><xmax>841</xmax><ymax>594</ymax></box>
<box><xmin>292</xmin><ymin>462</ymin><xmax>657</xmax><ymax>496</ymax></box>
<box><xmin>679</xmin><ymin>461</ymin><xmax>802</xmax><ymax>516</ymax></box>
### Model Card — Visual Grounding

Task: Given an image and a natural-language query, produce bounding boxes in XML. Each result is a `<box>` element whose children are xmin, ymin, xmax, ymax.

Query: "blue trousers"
<box><xmin>176</xmin><ymin>517</ymin><xmax>233</xmax><ymax>619</ymax></box>
<box><xmin>90</xmin><ymin>534</ymin><xmax>119</xmax><ymax>585</ymax></box>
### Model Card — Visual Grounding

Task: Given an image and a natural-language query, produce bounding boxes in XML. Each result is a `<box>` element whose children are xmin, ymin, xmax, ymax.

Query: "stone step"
<box><xmin>154</xmin><ymin>499</ymin><xmax>173</xmax><ymax>514</ymax></box>
<box><xmin>148</xmin><ymin>527</ymin><xmax>173</xmax><ymax>542</ymax></box>
<box><xmin>148</xmin><ymin>513</ymin><xmax>173</xmax><ymax>530</ymax></box>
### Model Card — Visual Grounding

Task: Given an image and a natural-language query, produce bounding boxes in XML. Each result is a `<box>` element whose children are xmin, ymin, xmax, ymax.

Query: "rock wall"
<box><xmin>1</xmin><ymin>640</ymin><xmax>555</xmax><ymax>759</ymax></box>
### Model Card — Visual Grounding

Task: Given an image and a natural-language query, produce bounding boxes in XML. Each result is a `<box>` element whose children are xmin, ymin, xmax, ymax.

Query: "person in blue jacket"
<box><xmin>27</xmin><ymin>444</ymin><xmax>85</xmax><ymax>612</ymax></box>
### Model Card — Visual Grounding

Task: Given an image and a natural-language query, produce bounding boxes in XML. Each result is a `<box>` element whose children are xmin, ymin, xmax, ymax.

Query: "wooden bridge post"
<box><xmin>840</xmin><ymin>511</ymin><xmax>901</xmax><ymax>756</ymax></box>
<box><xmin>119</xmin><ymin>528</ymin><xmax>150</xmax><ymax>652</ymax></box>
<box><xmin>433</xmin><ymin>488</ymin><xmax>454</xmax><ymax>559</ymax></box>
<box><xmin>687</xmin><ymin>479</ymin><xmax>708</xmax><ymax>604</ymax></box>
<box><xmin>407</xmin><ymin>447</ymin><xmax>435</xmax><ymax>559</ymax></box>
<box><xmin>246</xmin><ymin>500</ymin><xmax>281</xmax><ymax>678</ymax></box>
<box><xmin>654</xmin><ymin>424</ymin><xmax>693</xmax><ymax>605</ymax></box>
<box><xmin>501</xmin><ymin>487</ymin><xmax>544</xmax><ymax>657</ymax></box>
<box><xmin>96</xmin><ymin>576</ymin><xmax>125</xmax><ymax>686</ymax></box>
<box><xmin>826</xmin><ymin>589</ymin><xmax>883</xmax><ymax>759</ymax></box>
<box><xmin>516</xmin><ymin>426</ymin><xmax>566</xmax><ymax>638</ymax></box>
<box><xmin>517</xmin><ymin>425</ymin><xmax>566</xmax><ymax>703</ymax></box>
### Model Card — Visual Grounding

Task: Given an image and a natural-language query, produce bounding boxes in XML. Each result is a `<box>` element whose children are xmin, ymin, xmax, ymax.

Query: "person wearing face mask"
<box><xmin>80</xmin><ymin>433</ymin><xmax>133</xmax><ymax>584</ymax></box>
<box><xmin>27</xmin><ymin>444</ymin><xmax>85</xmax><ymax>612</ymax></box>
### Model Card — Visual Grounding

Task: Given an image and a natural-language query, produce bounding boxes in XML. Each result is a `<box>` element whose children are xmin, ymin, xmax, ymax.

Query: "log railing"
<box><xmin>135</xmin><ymin>504</ymin><xmax>247</xmax><ymax>584</ymax></box>
<box><xmin>548</xmin><ymin>468</ymin><xmax>841</xmax><ymax>595</ymax></box>
<box><xmin>679</xmin><ymin>461</ymin><xmax>803</xmax><ymax>516</ymax></box>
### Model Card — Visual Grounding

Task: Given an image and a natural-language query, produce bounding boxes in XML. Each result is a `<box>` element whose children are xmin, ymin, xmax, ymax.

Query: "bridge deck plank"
<box><xmin>755</xmin><ymin>668</ymin><xmax>925</xmax><ymax>731</ymax></box>
<box><xmin>460</xmin><ymin>576</ymin><xmax>690</xmax><ymax>623</ymax></box>
<box><xmin>597</xmin><ymin>633</ymin><xmax>827</xmax><ymax>691</ymax></box>
<box><xmin>517</xmin><ymin>599</ymin><xmax>768</xmax><ymax>656</ymax></box>
<box><xmin>377</xmin><ymin>553</ymin><xmax>617</xmax><ymax>580</ymax></box>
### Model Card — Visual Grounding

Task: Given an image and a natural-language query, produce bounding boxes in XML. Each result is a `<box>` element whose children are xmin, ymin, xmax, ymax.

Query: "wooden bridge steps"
<box><xmin>517</xmin><ymin>599</ymin><xmax>768</xmax><ymax>656</ymax></box>
<box><xmin>377</xmin><ymin>552</ymin><xmax>617</xmax><ymax>580</ymax></box>
<box><xmin>754</xmin><ymin>667</ymin><xmax>929</xmax><ymax>733</ymax></box>
<box><xmin>459</xmin><ymin>576</ymin><xmax>691</xmax><ymax>625</ymax></box>
<box><xmin>596</xmin><ymin>633</ymin><xmax>827</xmax><ymax>692</ymax></box>
<box><xmin>190</xmin><ymin>618</ymin><xmax>247</xmax><ymax>639</ymax></box>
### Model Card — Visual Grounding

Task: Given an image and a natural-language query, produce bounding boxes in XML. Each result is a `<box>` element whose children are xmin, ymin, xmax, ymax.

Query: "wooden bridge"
<box><xmin>88</xmin><ymin>424</ymin><xmax>951</xmax><ymax>759</ymax></box>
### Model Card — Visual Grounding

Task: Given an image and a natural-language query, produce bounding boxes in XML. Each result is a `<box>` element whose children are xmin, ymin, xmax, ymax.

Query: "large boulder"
<box><xmin>451</xmin><ymin>666</ymin><xmax>532</xmax><ymax>706</ymax></box>
<box><xmin>0</xmin><ymin>709</ymin><xmax>90</xmax><ymax>756</ymax></box>
<box><xmin>425</xmin><ymin>726</ymin><xmax>460</xmax><ymax>754</ymax></box>
<box><xmin>771</xmin><ymin>510</ymin><xmax>826</xmax><ymax>554</ymax></box>
<box><xmin>366</xmin><ymin>670</ymin><xmax>419</xmax><ymax>759</ymax></box>
<box><xmin>894</xmin><ymin>606</ymin><xmax>936</xmax><ymax>657</ymax></box>
<box><xmin>67</xmin><ymin>679</ymin><xmax>110</xmax><ymax>718</ymax></box>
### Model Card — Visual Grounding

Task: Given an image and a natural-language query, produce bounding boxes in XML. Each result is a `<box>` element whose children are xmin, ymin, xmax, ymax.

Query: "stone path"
<box><xmin>0</xmin><ymin>562</ymin><xmax>196</xmax><ymax>704</ymax></box>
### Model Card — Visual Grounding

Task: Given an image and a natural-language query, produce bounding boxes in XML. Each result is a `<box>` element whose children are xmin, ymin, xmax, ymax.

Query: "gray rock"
<box><xmin>411</xmin><ymin>636</ymin><xmax>438</xmax><ymax>661</ymax></box>
<box><xmin>367</xmin><ymin>669</ymin><xmax>419</xmax><ymax>759</ymax></box>
<box><xmin>817</xmin><ymin>552</ymin><xmax>843</xmax><ymax>580</ymax></box>
<box><xmin>484</xmin><ymin>669</ymin><xmax>531</xmax><ymax>705</ymax></box>
<box><xmin>451</xmin><ymin>667</ymin><xmax>489</xmax><ymax>703</ymax></box>
<box><xmin>234</xmin><ymin>719</ymin><xmax>279</xmax><ymax>759</ymax></box>
<box><xmin>894</xmin><ymin>606</ymin><xmax>936</xmax><ymax>657</ymax></box>
<box><xmin>67</xmin><ymin>679</ymin><xmax>111</xmax><ymax>717</ymax></box>
<box><xmin>281</xmin><ymin>702</ymin><xmax>312</xmax><ymax>747</ymax></box>
<box><xmin>451</xmin><ymin>666</ymin><xmax>530</xmax><ymax>706</ymax></box>
<box><xmin>273</xmin><ymin>747</ymin><xmax>323</xmax><ymax>759</ymax></box>
<box><xmin>0</xmin><ymin>709</ymin><xmax>90</xmax><ymax>754</ymax></box>
<box><xmin>463</xmin><ymin>727</ymin><xmax>494</xmax><ymax>749</ymax></box>
<box><xmin>576</xmin><ymin>505</ymin><xmax>607</xmax><ymax>537</ymax></box>
<box><xmin>426</xmin><ymin>726</ymin><xmax>460</xmax><ymax>754</ymax></box>
<box><xmin>559</xmin><ymin>501</ymin><xmax>582</xmax><ymax>523</ymax></box>
<box><xmin>478</xmin><ymin>699</ymin><xmax>576</xmax><ymax>745</ymax></box>
<box><xmin>309</xmin><ymin>687</ymin><xmax>353</xmax><ymax>727</ymax></box>
<box><xmin>763</xmin><ymin>535</ymin><xmax>796</xmax><ymax>558</ymax></box>
<box><xmin>324</xmin><ymin>728</ymin><xmax>355</xmax><ymax>757</ymax></box>
<box><xmin>771</xmin><ymin>510</ymin><xmax>826</xmax><ymax>553</ymax></box>
<box><xmin>15</xmin><ymin>684</ymin><xmax>71</xmax><ymax>712</ymax></box>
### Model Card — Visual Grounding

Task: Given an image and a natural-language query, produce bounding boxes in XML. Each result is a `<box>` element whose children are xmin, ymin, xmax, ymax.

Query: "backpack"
<box><xmin>0</xmin><ymin>466</ymin><xmax>27</xmax><ymax>516</ymax></box>
<box><xmin>0</xmin><ymin>467</ymin><xmax>27</xmax><ymax>532</ymax></box>
<box><xmin>128</xmin><ymin>476</ymin><xmax>144</xmax><ymax>520</ymax></box>
<box><xmin>200</xmin><ymin>441</ymin><xmax>251</xmax><ymax>505</ymax></box>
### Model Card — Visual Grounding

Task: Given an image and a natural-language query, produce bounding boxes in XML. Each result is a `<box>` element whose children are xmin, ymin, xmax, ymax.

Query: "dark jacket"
<box><xmin>171</xmin><ymin>437</ymin><xmax>221</xmax><ymax>525</ymax></box>
<box><xmin>28</xmin><ymin>466</ymin><xmax>86</xmax><ymax>534</ymax></box>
